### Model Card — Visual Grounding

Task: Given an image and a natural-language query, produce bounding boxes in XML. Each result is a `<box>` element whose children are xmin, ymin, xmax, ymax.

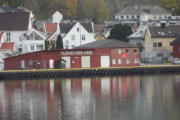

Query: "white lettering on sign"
<box><xmin>61</xmin><ymin>51</ymin><xmax>93</xmax><ymax>55</ymax></box>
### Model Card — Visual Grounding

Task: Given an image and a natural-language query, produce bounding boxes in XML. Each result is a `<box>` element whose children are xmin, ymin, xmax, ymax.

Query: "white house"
<box><xmin>115</xmin><ymin>5</ymin><xmax>172</xmax><ymax>26</ymax></box>
<box><xmin>0</xmin><ymin>11</ymin><xmax>46</xmax><ymax>55</ymax></box>
<box><xmin>0</xmin><ymin>32</ymin><xmax>15</xmax><ymax>70</ymax></box>
<box><xmin>0</xmin><ymin>12</ymin><xmax>33</xmax><ymax>53</ymax></box>
<box><xmin>52</xmin><ymin>11</ymin><xmax>63</xmax><ymax>23</ymax></box>
<box><xmin>46</xmin><ymin>21</ymin><xmax>95</xmax><ymax>49</ymax></box>
<box><xmin>20</xmin><ymin>28</ymin><xmax>46</xmax><ymax>54</ymax></box>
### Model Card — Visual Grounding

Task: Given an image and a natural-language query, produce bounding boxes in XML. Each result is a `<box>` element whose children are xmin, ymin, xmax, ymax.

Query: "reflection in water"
<box><xmin>0</xmin><ymin>75</ymin><xmax>180</xmax><ymax>120</ymax></box>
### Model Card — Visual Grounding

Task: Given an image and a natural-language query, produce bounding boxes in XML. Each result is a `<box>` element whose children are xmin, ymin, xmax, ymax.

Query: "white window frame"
<box><xmin>112</xmin><ymin>59</ymin><xmax>116</xmax><ymax>64</ymax></box>
<box><xmin>118</xmin><ymin>49</ymin><xmax>122</xmax><ymax>54</ymax></box>
<box><xmin>21</xmin><ymin>60</ymin><xmax>25</xmax><ymax>69</ymax></box>
<box><xmin>134</xmin><ymin>58</ymin><xmax>139</xmax><ymax>64</ymax></box>
<box><xmin>126</xmin><ymin>49</ymin><xmax>130</xmax><ymax>54</ymax></box>
<box><xmin>126</xmin><ymin>59</ymin><xmax>130</xmax><ymax>64</ymax></box>
<box><xmin>118</xmin><ymin>59</ymin><xmax>122</xmax><ymax>64</ymax></box>
<box><xmin>31</xmin><ymin>45</ymin><xmax>35</xmax><ymax>51</ymax></box>
<box><xmin>71</xmin><ymin>34</ymin><xmax>75</xmax><ymax>40</ymax></box>
<box><xmin>82</xmin><ymin>34</ymin><xmax>86</xmax><ymax>40</ymax></box>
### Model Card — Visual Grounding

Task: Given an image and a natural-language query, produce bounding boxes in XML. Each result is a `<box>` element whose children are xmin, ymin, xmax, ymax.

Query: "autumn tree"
<box><xmin>77</xmin><ymin>0</ymin><xmax>109</xmax><ymax>23</ymax></box>
<box><xmin>58</xmin><ymin>0</ymin><xmax>77</xmax><ymax>20</ymax></box>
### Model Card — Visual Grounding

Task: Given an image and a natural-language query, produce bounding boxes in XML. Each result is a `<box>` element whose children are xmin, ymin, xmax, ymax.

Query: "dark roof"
<box><xmin>59</xmin><ymin>22</ymin><xmax>93</xmax><ymax>34</ymax></box>
<box><xmin>59</xmin><ymin>22</ymin><xmax>76</xmax><ymax>33</ymax></box>
<box><xmin>171</xmin><ymin>36</ymin><xmax>180</xmax><ymax>45</ymax></box>
<box><xmin>80</xmin><ymin>22</ymin><xmax>93</xmax><ymax>32</ymax></box>
<box><xmin>78</xmin><ymin>39</ymin><xmax>138</xmax><ymax>48</ymax></box>
<box><xmin>0</xmin><ymin>12</ymin><xmax>30</xmax><ymax>30</ymax></box>
<box><xmin>148</xmin><ymin>26</ymin><xmax>180</xmax><ymax>38</ymax></box>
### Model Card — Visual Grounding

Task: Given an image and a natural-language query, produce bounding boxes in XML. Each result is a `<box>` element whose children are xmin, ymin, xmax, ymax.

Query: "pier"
<box><xmin>1</xmin><ymin>65</ymin><xmax>180</xmax><ymax>80</ymax></box>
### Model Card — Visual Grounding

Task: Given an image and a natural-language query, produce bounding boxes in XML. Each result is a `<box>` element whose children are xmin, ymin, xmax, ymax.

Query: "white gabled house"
<box><xmin>20</xmin><ymin>28</ymin><xmax>46</xmax><ymax>54</ymax></box>
<box><xmin>46</xmin><ymin>21</ymin><xmax>95</xmax><ymax>49</ymax></box>
<box><xmin>0</xmin><ymin>11</ymin><xmax>46</xmax><ymax>55</ymax></box>
<box><xmin>52</xmin><ymin>11</ymin><xmax>63</xmax><ymax>23</ymax></box>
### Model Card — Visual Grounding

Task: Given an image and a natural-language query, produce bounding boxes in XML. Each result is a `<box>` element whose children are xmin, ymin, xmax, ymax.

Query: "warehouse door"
<box><xmin>62</xmin><ymin>57</ymin><xmax>71</xmax><ymax>68</ymax></box>
<box><xmin>101</xmin><ymin>56</ymin><xmax>110</xmax><ymax>67</ymax></box>
<box><xmin>49</xmin><ymin>59</ymin><xmax>54</xmax><ymax>69</ymax></box>
<box><xmin>81</xmin><ymin>56</ymin><xmax>91</xmax><ymax>68</ymax></box>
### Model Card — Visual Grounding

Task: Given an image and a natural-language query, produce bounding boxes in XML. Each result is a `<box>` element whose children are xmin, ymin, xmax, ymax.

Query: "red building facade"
<box><xmin>171</xmin><ymin>36</ymin><xmax>180</xmax><ymax>59</ymax></box>
<box><xmin>4</xmin><ymin>47</ymin><xmax>140</xmax><ymax>70</ymax></box>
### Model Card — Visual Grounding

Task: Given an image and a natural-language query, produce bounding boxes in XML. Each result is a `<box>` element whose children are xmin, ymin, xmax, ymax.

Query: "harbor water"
<box><xmin>0</xmin><ymin>74</ymin><xmax>180</xmax><ymax>120</ymax></box>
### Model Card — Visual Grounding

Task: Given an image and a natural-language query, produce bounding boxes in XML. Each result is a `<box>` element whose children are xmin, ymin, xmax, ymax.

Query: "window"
<box><xmin>158</xmin><ymin>42</ymin><xmax>162</xmax><ymax>47</ymax></box>
<box><xmin>71</xmin><ymin>45</ymin><xmax>75</xmax><ymax>49</ymax></box>
<box><xmin>77</xmin><ymin>28</ymin><xmax>79</xmax><ymax>32</ymax></box>
<box><xmin>126</xmin><ymin>49</ymin><xmax>130</xmax><ymax>54</ymax></box>
<box><xmin>118</xmin><ymin>59</ymin><xmax>122</xmax><ymax>64</ymax></box>
<box><xmin>134</xmin><ymin>49</ymin><xmax>138</xmax><ymax>54</ymax></box>
<box><xmin>157</xmin><ymin>53</ymin><xmax>163</xmax><ymax>57</ymax></box>
<box><xmin>153</xmin><ymin>43</ymin><xmax>157</xmax><ymax>47</ymax></box>
<box><xmin>118</xmin><ymin>49</ymin><xmax>122</xmax><ymax>54</ymax></box>
<box><xmin>71</xmin><ymin>34</ymin><xmax>75</xmax><ymax>40</ymax></box>
<box><xmin>170</xmin><ymin>52</ymin><xmax>173</xmax><ymax>56</ymax></box>
<box><xmin>65</xmin><ymin>40</ymin><xmax>69</xmax><ymax>49</ymax></box>
<box><xmin>29</xmin><ymin>60</ymin><xmax>33</xmax><ymax>67</ymax></box>
<box><xmin>126</xmin><ymin>59</ymin><xmax>130</xmax><ymax>64</ymax></box>
<box><xmin>31</xmin><ymin>45</ymin><xmax>35</xmax><ymax>51</ymax></box>
<box><xmin>153</xmin><ymin>42</ymin><xmax>162</xmax><ymax>47</ymax></box>
<box><xmin>19</xmin><ymin>48</ymin><xmax>22</xmax><ymax>52</ymax></box>
<box><xmin>6</xmin><ymin>32</ymin><xmax>11</xmax><ymax>41</ymax></box>
<box><xmin>65</xmin><ymin>45</ymin><xmax>69</xmax><ymax>49</ymax></box>
<box><xmin>36</xmin><ymin>45</ymin><xmax>43</xmax><ymax>50</ymax></box>
<box><xmin>121</xmin><ymin>16</ymin><xmax>124</xmax><ymax>20</ymax></box>
<box><xmin>82</xmin><ymin>35</ymin><xmax>86</xmax><ymax>40</ymax></box>
<box><xmin>112</xmin><ymin>59</ymin><xmax>116</xmax><ymax>64</ymax></box>
<box><xmin>134</xmin><ymin>59</ymin><xmax>139</xmax><ymax>64</ymax></box>
<box><xmin>21</xmin><ymin>60</ymin><xmax>25</xmax><ymax>69</ymax></box>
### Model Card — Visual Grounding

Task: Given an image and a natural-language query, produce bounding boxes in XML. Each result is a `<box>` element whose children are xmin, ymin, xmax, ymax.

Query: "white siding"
<box><xmin>63</xmin><ymin>22</ymin><xmax>95</xmax><ymax>49</ymax></box>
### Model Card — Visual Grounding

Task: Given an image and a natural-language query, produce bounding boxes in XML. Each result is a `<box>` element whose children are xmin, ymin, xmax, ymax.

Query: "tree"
<box><xmin>45</xmin><ymin>40</ymin><xmax>50</xmax><ymax>50</ymax></box>
<box><xmin>58</xmin><ymin>0</ymin><xmax>77</xmax><ymax>20</ymax></box>
<box><xmin>159</xmin><ymin>0</ymin><xmax>180</xmax><ymax>15</ymax></box>
<box><xmin>56</xmin><ymin>34</ymin><xmax>63</xmax><ymax>49</ymax></box>
<box><xmin>108</xmin><ymin>24</ymin><xmax>132</xmax><ymax>42</ymax></box>
<box><xmin>77</xmin><ymin>0</ymin><xmax>109</xmax><ymax>23</ymax></box>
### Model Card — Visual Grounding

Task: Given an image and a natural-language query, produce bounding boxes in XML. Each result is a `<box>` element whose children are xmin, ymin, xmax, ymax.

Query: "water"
<box><xmin>0</xmin><ymin>74</ymin><xmax>180</xmax><ymax>120</ymax></box>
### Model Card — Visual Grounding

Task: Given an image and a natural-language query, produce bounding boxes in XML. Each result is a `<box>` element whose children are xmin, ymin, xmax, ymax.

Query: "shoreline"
<box><xmin>1</xmin><ymin>65</ymin><xmax>180</xmax><ymax>80</ymax></box>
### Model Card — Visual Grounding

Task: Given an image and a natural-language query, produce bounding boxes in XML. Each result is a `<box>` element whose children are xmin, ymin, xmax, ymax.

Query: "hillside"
<box><xmin>1</xmin><ymin>0</ymin><xmax>178</xmax><ymax>23</ymax></box>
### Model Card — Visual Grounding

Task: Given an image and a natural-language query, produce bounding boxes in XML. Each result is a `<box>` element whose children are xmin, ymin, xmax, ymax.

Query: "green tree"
<box><xmin>45</xmin><ymin>40</ymin><xmax>50</xmax><ymax>50</ymax></box>
<box><xmin>108</xmin><ymin>24</ymin><xmax>132</xmax><ymax>42</ymax></box>
<box><xmin>159</xmin><ymin>0</ymin><xmax>180</xmax><ymax>15</ymax></box>
<box><xmin>7</xmin><ymin>0</ymin><xmax>24</xmax><ymax>7</ymax></box>
<box><xmin>56</xmin><ymin>34</ymin><xmax>63</xmax><ymax>49</ymax></box>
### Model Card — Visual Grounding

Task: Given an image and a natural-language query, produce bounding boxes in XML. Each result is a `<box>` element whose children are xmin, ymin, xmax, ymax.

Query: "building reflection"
<box><xmin>0</xmin><ymin>75</ymin><xmax>180</xmax><ymax>120</ymax></box>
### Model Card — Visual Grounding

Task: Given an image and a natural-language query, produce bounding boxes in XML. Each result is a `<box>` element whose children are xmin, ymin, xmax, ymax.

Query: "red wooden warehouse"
<box><xmin>4</xmin><ymin>39</ymin><xmax>140</xmax><ymax>70</ymax></box>
<box><xmin>172</xmin><ymin>36</ymin><xmax>180</xmax><ymax>59</ymax></box>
